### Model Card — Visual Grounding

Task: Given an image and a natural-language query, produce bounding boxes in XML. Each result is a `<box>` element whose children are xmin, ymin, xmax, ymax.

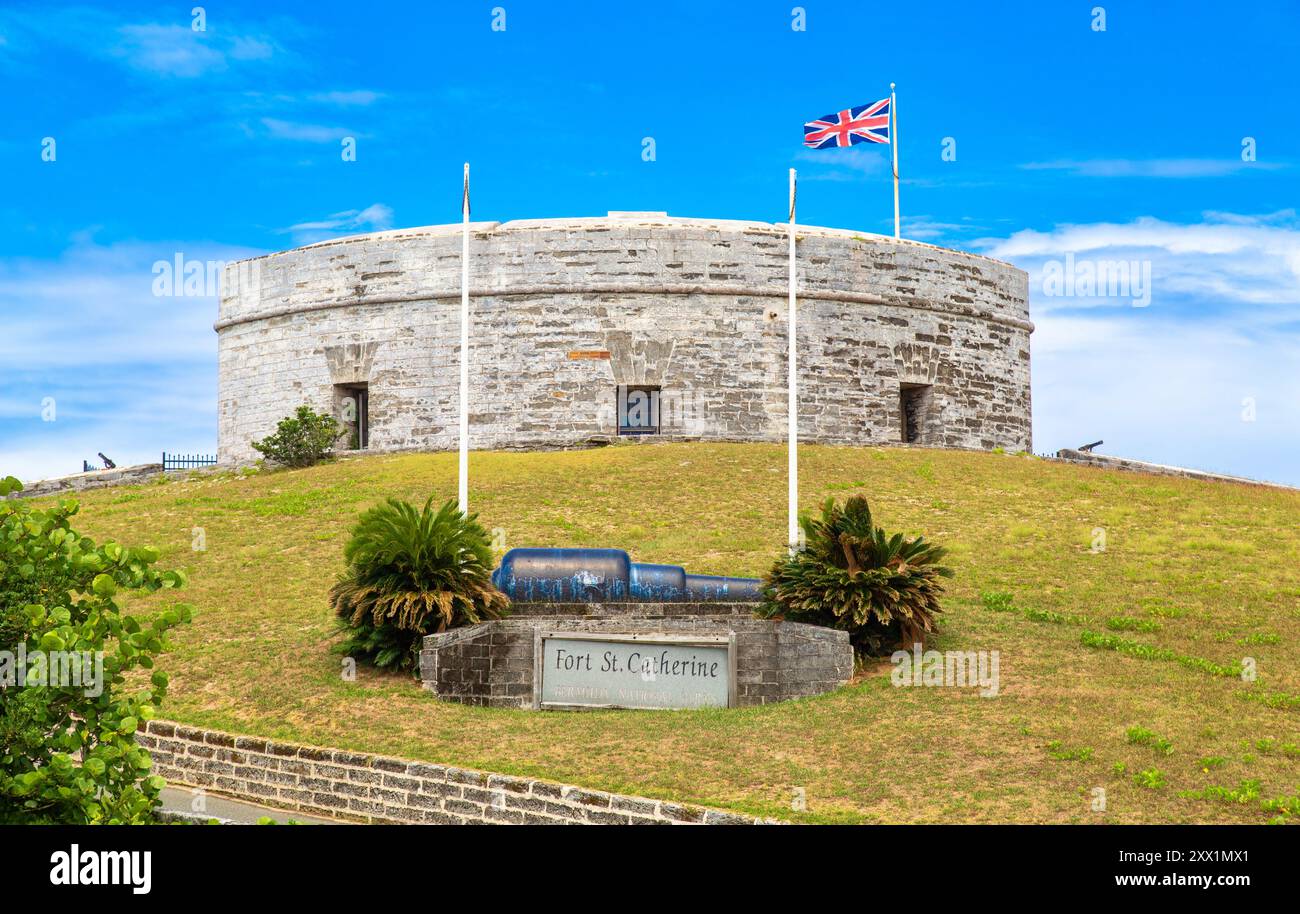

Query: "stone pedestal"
<box><xmin>419</xmin><ymin>605</ymin><xmax>853</xmax><ymax>710</ymax></box>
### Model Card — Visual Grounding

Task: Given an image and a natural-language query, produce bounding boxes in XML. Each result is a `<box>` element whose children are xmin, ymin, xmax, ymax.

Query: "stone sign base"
<box><xmin>419</xmin><ymin>606</ymin><xmax>853</xmax><ymax>710</ymax></box>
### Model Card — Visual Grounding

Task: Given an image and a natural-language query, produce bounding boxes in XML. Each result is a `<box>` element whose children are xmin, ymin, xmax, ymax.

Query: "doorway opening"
<box><xmin>335</xmin><ymin>383</ymin><xmax>370</xmax><ymax>450</ymax></box>
<box><xmin>899</xmin><ymin>383</ymin><xmax>931</xmax><ymax>445</ymax></box>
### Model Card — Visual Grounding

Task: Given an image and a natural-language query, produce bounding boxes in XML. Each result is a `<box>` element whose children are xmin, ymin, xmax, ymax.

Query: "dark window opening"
<box><xmin>617</xmin><ymin>384</ymin><xmax>660</xmax><ymax>435</ymax></box>
<box><xmin>900</xmin><ymin>383</ymin><xmax>931</xmax><ymax>445</ymax></box>
<box><xmin>336</xmin><ymin>383</ymin><xmax>369</xmax><ymax>450</ymax></box>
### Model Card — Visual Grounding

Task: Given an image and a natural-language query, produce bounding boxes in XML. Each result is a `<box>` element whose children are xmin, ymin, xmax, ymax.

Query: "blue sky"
<box><xmin>2</xmin><ymin>1</ymin><xmax>1298</xmax><ymax>483</ymax></box>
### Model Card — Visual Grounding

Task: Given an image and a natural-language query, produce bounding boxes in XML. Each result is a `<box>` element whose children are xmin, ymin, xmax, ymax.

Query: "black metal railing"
<box><xmin>162</xmin><ymin>452</ymin><xmax>217</xmax><ymax>471</ymax></box>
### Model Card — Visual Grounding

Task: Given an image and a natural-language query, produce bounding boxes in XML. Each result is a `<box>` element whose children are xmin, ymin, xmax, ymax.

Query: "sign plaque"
<box><xmin>536</xmin><ymin>632</ymin><xmax>735</xmax><ymax>710</ymax></box>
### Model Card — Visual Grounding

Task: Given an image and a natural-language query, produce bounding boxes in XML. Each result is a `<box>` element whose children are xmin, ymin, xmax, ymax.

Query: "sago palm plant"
<box><xmin>760</xmin><ymin>496</ymin><xmax>952</xmax><ymax>656</ymax></box>
<box><xmin>330</xmin><ymin>496</ymin><xmax>508</xmax><ymax>671</ymax></box>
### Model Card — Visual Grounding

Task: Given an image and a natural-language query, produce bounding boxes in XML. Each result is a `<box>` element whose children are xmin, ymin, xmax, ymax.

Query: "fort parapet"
<box><xmin>217</xmin><ymin>213</ymin><xmax>1032</xmax><ymax>460</ymax></box>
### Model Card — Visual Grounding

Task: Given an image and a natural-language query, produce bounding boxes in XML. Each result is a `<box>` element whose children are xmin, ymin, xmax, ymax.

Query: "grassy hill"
<box><xmin>39</xmin><ymin>443</ymin><xmax>1300</xmax><ymax>823</ymax></box>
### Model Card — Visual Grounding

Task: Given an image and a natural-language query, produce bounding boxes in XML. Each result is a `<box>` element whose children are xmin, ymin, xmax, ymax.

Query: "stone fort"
<box><xmin>216</xmin><ymin>212</ymin><xmax>1032</xmax><ymax>461</ymax></box>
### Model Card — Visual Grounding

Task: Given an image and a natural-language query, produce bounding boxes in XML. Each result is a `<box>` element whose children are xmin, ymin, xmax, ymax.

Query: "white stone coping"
<box><xmin>1055</xmin><ymin>449</ymin><xmax>1298</xmax><ymax>491</ymax></box>
<box><xmin>231</xmin><ymin>213</ymin><xmax>1021</xmax><ymax>271</ymax></box>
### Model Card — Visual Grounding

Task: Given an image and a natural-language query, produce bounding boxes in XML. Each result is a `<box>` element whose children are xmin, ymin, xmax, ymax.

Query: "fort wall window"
<box><xmin>618</xmin><ymin>385</ymin><xmax>661</xmax><ymax>436</ymax></box>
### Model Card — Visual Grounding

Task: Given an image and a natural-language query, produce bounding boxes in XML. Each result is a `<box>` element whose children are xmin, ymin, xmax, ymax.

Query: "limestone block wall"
<box><xmin>217</xmin><ymin>215</ymin><xmax>1031</xmax><ymax>462</ymax></box>
<box><xmin>4</xmin><ymin>463</ymin><xmax>164</xmax><ymax>500</ymax></box>
<box><xmin>1055</xmin><ymin>449</ymin><xmax>1298</xmax><ymax>490</ymax></box>
<box><xmin>140</xmin><ymin>721</ymin><xmax>768</xmax><ymax>824</ymax></box>
<box><xmin>418</xmin><ymin>614</ymin><xmax>854</xmax><ymax>709</ymax></box>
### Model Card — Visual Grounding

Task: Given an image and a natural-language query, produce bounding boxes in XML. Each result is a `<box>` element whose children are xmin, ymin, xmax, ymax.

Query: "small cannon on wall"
<box><xmin>491</xmin><ymin>547</ymin><xmax>762</xmax><ymax>603</ymax></box>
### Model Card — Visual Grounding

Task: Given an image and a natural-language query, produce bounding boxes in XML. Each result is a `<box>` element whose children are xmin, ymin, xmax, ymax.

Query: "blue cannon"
<box><xmin>491</xmin><ymin>547</ymin><xmax>761</xmax><ymax>603</ymax></box>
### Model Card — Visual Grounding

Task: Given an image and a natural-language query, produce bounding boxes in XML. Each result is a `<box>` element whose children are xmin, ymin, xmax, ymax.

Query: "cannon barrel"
<box><xmin>628</xmin><ymin>562</ymin><xmax>687</xmax><ymax>600</ymax></box>
<box><xmin>685</xmin><ymin>573</ymin><xmax>762</xmax><ymax>602</ymax></box>
<box><xmin>492</xmin><ymin>547</ymin><xmax>761</xmax><ymax>603</ymax></box>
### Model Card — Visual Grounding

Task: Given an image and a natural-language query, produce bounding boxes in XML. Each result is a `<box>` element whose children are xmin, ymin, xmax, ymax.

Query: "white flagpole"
<box><xmin>787</xmin><ymin>168</ymin><xmax>799</xmax><ymax>552</ymax></box>
<box><xmin>459</xmin><ymin>162</ymin><xmax>470</xmax><ymax>514</ymax></box>
<box><xmin>891</xmin><ymin>82</ymin><xmax>900</xmax><ymax>239</ymax></box>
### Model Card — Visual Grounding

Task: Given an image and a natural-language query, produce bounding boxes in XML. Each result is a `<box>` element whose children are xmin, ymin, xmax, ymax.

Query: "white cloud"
<box><xmin>0</xmin><ymin>239</ymin><xmax>261</xmax><ymax>368</ymax></box>
<box><xmin>228</xmin><ymin>35</ymin><xmax>276</xmax><ymax>62</ymax></box>
<box><xmin>0</xmin><ymin>9</ymin><xmax>286</xmax><ymax>78</ymax></box>
<box><xmin>0</xmin><ymin>236</ymin><xmax>264</xmax><ymax>482</ymax></box>
<box><xmin>112</xmin><ymin>23</ymin><xmax>228</xmax><ymax>77</ymax></box>
<box><xmin>1030</xmin><ymin>311</ymin><xmax>1300</xmax><ymax>486</ymax></box>
<box><xmin>901</xmin><ymin>216</ymin><xmax>983</xmax><ymax>242</ymax></box>
<box><xmin>795</xmin><ymin>145</ymin><xmax>890</xmax><ymax>182</ymax></box>
<box><xmin>0</xmin><ymin>368</ymin><xmax>217</xmax><ymax>481</ymax></box>
<box><xmin>979</xmin><ymin>213</ymin><xmax>1300</xmax><ymax>314</ymax></box>
<box><xmin>1201</xmin><ymin>208</ymin><xmax>1296</xmax><ymax>226</ymax></box>
<box><xmin>1019</xmin><ymin>159</ymin><xmax>1286</xmax><ymax>178</ymax></box>
<box><xmin>283</xmin><ymin>204</ymin><xmax>394</xmax><ymax>245</ymax></box>
<box><xmin>260</xmin><ymin>117</ymin><xmax>353</xmax><ymax>143</ymax></box>
<box><xmin>309</xmin><ymin>89</ymin><xmax>384</xmax><ymax>106</ymax></box>
<box><xmin>975</xmin><ymin>212</ymin><xmax>1300</xmax><ymax>485</ymax></box>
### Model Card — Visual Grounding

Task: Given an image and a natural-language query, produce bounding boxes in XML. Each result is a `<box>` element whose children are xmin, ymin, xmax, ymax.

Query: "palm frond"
<box><xmin>760</xmin><ymin>495</ymin><xmax>952</xmax><ymax>656</ymax></box>
<box><xmin>330</xmin><ymin>495</ymin><xmax>509</xmax><ymax>671</ymax></box>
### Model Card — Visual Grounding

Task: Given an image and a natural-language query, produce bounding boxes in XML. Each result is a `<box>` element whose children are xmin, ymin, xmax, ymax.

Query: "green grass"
<box><xmin>32</xmin><ymin>442</ymin><xmax>1300</xmax><ymax>823</ymax></box>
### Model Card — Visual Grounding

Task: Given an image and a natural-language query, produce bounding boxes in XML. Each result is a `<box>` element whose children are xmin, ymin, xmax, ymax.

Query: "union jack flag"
<box><xmin>803</xmin><ymin>98</ymin><xmax>891</xmax><ymax>149</ymax></box>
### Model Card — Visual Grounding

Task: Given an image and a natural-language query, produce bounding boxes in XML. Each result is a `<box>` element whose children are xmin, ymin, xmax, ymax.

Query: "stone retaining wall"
<box><xmin>419</xmin><ymin>613</ymin><xmax>853</xmax><ymax>709</ymax></box>
<box><xmin>5</xmin><ymin>463</ymin><xmax>164</xmax><ymax>500</ymax></box>
<box><xmin>141</xmin><ymin>721</ymin><xmax>769</xmax><ymax>825</ymax></box>
<box><xmin>1055</xmin><ymin>449</ymin><xmax>1297</xmax><ymax>490</ymax></box>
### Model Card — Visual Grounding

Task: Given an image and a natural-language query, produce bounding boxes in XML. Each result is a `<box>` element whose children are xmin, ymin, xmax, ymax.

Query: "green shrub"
<box><xmin>1107</xmin><ymin>615</ymin><xmax>1161</xmax><ymax>633</ymax></box>
<box><xmin>758</xmin><ymin>496</ymin><xmax>952</xmax><ymax>656</ymax></box>
<box><xmin>1126</xmin><ymin>726</ymin><xmax>1173</xmax><ymax>755</ymax></box>
<box><xmin>0</xmin><ymin>475</ymin><xmax>192</xmax><ymax>824</ymax></box>
<box><xmin>1133</xmin><ymin>767</ymin><xmax>1167</xmax><ymax>789</ymax></box>
<box><xmin>330</xmin><ymin>496</ymin><xmax>508</xmax><ymax>671</ymax></box>
<box><xmin>251</xmin><ymin>405</ymin><xmax>341</xmax><ymax>468</ymax></box>
<box><xmin>981</xmin><ymin>590</ymin><xmax>1015</xmax><ymax>612</ymax></box>
<box><xmin>1046</xmin><ymin>740</ymin><xmax>1094</xmax><ymax>761</ymax></box>
<box><xmin>1126</xmin><ymin>725</ymin><xmax>1157</xmax><ymax>745</ymax></box>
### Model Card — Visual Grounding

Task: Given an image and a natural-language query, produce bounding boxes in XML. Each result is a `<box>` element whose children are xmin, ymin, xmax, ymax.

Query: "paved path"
<box><xmin>158</xmin><ymin>786</ymin><xmax>345</xmax><ymax>825</ymax></box>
